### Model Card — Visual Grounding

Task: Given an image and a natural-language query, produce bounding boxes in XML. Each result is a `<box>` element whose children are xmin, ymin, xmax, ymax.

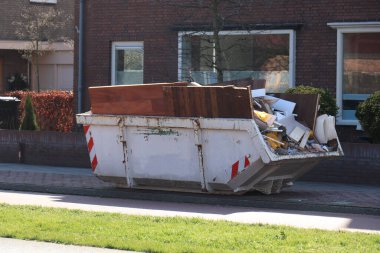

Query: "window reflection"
<box><xmin>343</xmin><ymin>33</ymin><xmax>380</xmax><ymax>120</ymax></box>
<box><xmin>181</xmin><ymin>33</ymin><xmax>290</xmax><ymax>92</ymax></box>
<box><xmin>115</xmin><ymin>47</ymin><xmax>143</xmax><ymax>85</ymax></box>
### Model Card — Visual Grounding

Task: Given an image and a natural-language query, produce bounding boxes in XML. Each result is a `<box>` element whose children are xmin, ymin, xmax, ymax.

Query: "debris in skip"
<box><xmin>251</xmin><ymin>90</ymin><xmax>339</xmax><ymax>156</ymax></box>
<box><xmin>77</xmin><ymin>78</ymin><xmax>343</xmax><ymax>195</ymax></box>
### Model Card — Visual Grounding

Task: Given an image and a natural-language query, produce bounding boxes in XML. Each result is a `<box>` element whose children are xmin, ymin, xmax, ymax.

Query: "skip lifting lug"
<box><xmin>117</xmin><ymin>117</ymin><xmax>127</xmax><ymax>144</ymax></box>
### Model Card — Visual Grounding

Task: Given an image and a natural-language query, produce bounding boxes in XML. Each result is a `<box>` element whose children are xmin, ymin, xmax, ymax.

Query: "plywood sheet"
<box><xmin>273</xmin><ymin>93</ymin><xmax>320</xmax><ymax>131</ymax></box>
<box><xmin>163</xmin><ymin>86</ymin><xmax>253</xmax><ymax>119</ymax></box>
<box><xmin>89</xmin><ymin>82</ymin><xmax>188</xmax><ymax>116</ymax></box>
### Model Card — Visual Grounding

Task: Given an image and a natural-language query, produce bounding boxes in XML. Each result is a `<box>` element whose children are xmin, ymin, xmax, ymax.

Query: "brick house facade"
<box><xmin>75</xmin><ymin>0</ymin><xmax>380</xmax><ymax>140</ymax></box>
<box><xmin>0</xmin><ymin>0</ymin><xmax>74</xmax><ymax>92</ymax></box>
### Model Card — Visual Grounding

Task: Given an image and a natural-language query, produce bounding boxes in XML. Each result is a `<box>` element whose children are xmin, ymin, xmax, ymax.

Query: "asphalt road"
<box><xmin>0</xmin><ymin>163</ymin><xmax>379</xmax><ymax>216</ymax></box>
<box><xmin>1</xmin><ymin>190</ymin><xmax>379</xmax><ymax>234</ymax></box>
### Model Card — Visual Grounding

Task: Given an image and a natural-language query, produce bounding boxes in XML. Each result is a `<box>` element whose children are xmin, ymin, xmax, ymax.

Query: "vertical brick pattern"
<box><xmin>0</xmin><ymin>130</ymin><xmax>90</xmax><ymax>168</ymax></box>
<box><xmin>0</xmin><ymin>0</ymin><xmax>74</xmax><ymax>40</ymax></box>
<box><xmin>300</xmin><ymin>142</ymin><xmax>380</xmax><ymax>186</ymax></box>
<box><xmin>73</xmin><ymin>0</ymin><xmax>380</xmax><ymax>112</ymax></box>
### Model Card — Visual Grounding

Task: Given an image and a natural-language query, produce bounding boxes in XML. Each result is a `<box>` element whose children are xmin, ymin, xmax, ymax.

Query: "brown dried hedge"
<box><xmin>5</xmin><ymin>90</ymin><xmax>74</xmax><ymax>133</ymax></box>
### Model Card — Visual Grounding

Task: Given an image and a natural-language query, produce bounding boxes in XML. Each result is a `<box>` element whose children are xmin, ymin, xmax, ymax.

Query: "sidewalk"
<box><xmin>0</xmin><ymin>162</ymin><xmax>379</xmax><ymax>253</ymax></box>
<box><xmin>0</xmin><ymin>238</ymin><xmax>137</xmax><ymax>253</ymax></box>
<box><xmin>0</xmin><ymin>163</ymin><xmax>379</xmax><ymax>216</ymax></box>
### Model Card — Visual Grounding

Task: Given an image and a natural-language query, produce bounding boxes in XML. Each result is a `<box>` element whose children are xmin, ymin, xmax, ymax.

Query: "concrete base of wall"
<box><xmin>0</xmin><ymin>130</ymin><xmax>378</xmax><ymax>186</ymax></box>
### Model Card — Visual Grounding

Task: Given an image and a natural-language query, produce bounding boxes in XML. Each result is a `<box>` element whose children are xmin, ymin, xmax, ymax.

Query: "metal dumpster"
<box><xmin>76</xmin><ymin>113</ymin><xmax>344</xmax><ymax>195</ymax></box>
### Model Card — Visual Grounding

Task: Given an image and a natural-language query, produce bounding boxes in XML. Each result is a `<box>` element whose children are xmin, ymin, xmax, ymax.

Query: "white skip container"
<box><xmin>76</xmin><ymin>113</ymin><xmax>344</xmax><ymax>195</ymax></box>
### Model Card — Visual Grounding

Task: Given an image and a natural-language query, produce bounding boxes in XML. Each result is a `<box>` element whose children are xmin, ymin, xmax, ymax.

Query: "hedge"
<box><xmin>4</xmin><ymin>90</ymin><xmax>74</xmax><ymax>133</ymax></box>
<box><xmin>286</xmin><ymin>85</ymin><xmax>339</xmax><ymax>117</ymax></box>
<box><xmin>356</xmin><ymin>91</ymin><xmax>380</xmax><ymax>143</ymax></box>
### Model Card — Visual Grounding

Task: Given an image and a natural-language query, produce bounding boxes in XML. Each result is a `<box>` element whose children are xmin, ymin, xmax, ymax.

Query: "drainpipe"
<box><xmin>78</xmin><ymin>0</ymin><xmax>85</xmax><ymax>113</ymax></box>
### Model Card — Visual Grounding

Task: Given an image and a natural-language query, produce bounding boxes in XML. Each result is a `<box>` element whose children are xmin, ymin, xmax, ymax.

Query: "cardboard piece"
<box><xmin>275</xmin><ymin>111</ymin><xmax>286</xmax><ymax>121</ymax></box>
<box><xmin>252</xmin><ymin>88</ymin><xmax>266</xmax><ymax>98</ymax></box>
<box><xmin>289</xmin><ymin>126</ymin><xmax>305</xmax><ymax>142</ymax></box>
<box><xmin>272</xmin><ymin>93</ymin><xmax>321</xmax><ymax>131</ymax></box>
<box><xmin>272</xmin><ymin>98</ymin><xmax>296</xmax><ymax>116</ymax></box>
<box><xmin>277</xmin><ymin>115</ymin><xmax>309</xmax><ymax>135</ymax></box>
<box><xmin>299</xmin><ymin>130</ymin><xmax>311</xmax><ymax>148</ymax></box>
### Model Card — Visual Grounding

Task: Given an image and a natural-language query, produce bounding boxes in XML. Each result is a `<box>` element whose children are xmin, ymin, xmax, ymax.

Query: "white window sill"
<box><xmin>336</xmin><ymin>119</ymin><xmax>358</xmax><ymax>125</ymax></box>
<box><xmin>336</xmin><ymin>119</ymin><xmax>363</xmax><ymax>131</ymax></box>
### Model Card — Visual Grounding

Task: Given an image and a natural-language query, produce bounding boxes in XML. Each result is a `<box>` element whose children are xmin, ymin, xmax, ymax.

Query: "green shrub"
<box><xmin>356</xmin><ymin>91</ymin><xmax>380</xmax><ymax>143</ymax></box>
<box><xmin>19</xmin><ymin>95</ymin><xmax>39</xmax><ymax>131</ymax></box>
<box><xmin>4</xmin><ymin>90</ymin><xmax>74</xmax><ymax>133</ymax></box>
<box><xmin>286</xmin><ymin>85</ymin><xmax>339</xmax><ymax>116</ymax></box>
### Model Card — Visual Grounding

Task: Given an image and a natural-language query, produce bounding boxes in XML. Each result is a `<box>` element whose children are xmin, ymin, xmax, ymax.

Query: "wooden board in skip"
<box><xmin>89</xmin><ymin>82</ymin><xmax>188</xmax><ymax>116</ymax></box>
<box><xmin>163</xmin><ymin>85</ymin><xmax>254</xmax><ymax>119</ymax></box>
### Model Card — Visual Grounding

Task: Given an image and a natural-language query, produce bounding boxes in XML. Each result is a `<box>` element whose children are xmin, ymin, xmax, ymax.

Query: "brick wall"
<box><xmin>74</xmin><ymin>0</ymin><xmax>380</xmax><ymax>112</ymax></box>
<box><xmin>0</xmin><ymin>0</ymin><xmax>74</xmax><ymax>41</ymax></box>
<box><xmin>0</xmin><ymin>130</ymin><xmax>90</xmax><ymax>168</ymax></box>
<box><xmin>301</xmin><ymin>142</ymin><xmax>380</xmax><ymax>186</ymax></box>
<box><xmin>0</xmin><ymin>128</ymin><xmax>378</xmax><ymax>186</ymax></box>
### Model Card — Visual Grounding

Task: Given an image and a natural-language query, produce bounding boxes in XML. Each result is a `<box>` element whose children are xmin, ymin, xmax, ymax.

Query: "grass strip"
<box><xmin>0</xmin><ymin>204</ymin><xmax>379</xmax><ymax>253</ymax></box>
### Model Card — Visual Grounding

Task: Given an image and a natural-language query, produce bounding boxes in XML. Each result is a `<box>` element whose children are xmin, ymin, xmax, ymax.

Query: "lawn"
<box><xmin>0</xmin><ymin>204</ymin><xmax>378</xmax><ymax>253</ymax></box>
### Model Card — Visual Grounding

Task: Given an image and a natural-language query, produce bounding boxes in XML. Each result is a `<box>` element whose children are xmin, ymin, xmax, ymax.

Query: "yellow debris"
<box><xmin>265</xmin><ymin>132</ymin><xmax>284</xmax><ymax>149</ymax></box>
<box><xmin>254</xmin><ymin>110</ymin><xmax>276</xmax><ymax>126</ymax></box>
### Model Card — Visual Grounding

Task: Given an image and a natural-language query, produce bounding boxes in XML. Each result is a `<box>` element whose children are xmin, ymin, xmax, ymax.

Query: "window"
<box><xmin>111</xmin><ymin>42</ymin><xmax>144</xmax><ymax>85</ymax></box>
<box><xmin>178</xmin><ymin>30</ymin><xmax>296</xmax><ymax>92</ymax></box>
<box><xmin>30</xmin><ymin>0</ymin><xmax>57</xmax><ymax>3</ymax></box>
<box><xmin>328</xmin><ymin>22</ymin><xmax>380</xmax><ymax>125</ymax></box>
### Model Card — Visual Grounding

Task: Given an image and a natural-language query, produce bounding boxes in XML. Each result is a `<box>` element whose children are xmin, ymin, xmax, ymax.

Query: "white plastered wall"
<box><xmin>31</xmin><ymin>42</ymin><xmax>74</xmax><ymax>91</ymax></box>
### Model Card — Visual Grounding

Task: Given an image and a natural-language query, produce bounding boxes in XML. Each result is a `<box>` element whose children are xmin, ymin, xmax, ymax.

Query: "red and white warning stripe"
<box><xmin>231</xmin><ymin>155</ymin><xmax>251</xmax><ymax>179</ymax></box>
<box><xmin>83</xmin><ymin>125</ymin><xmax>98</xmax><ymax>172</ymax></box>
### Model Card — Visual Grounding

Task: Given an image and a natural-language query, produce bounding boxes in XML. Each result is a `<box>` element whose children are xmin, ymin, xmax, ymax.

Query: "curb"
<box><xmin>0</xmin><ymin>182</ymin><xmax>379</xmax><ymax>216</ymax></box>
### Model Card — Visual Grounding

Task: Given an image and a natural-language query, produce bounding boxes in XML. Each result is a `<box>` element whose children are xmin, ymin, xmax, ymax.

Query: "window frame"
<box><xmin>177</xmin><ymin>30</ymin><xmax>296</xmax><ymax>88</ymax></box>
<box><xmin>111</xmin><ymin>41</ymin><xmax>144</xmax><ymax>85</ymax></box>
<box><xmin>328</xmin><ymin>22</ymin><xmax>380</xmax><ymax>126</ymax></box>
